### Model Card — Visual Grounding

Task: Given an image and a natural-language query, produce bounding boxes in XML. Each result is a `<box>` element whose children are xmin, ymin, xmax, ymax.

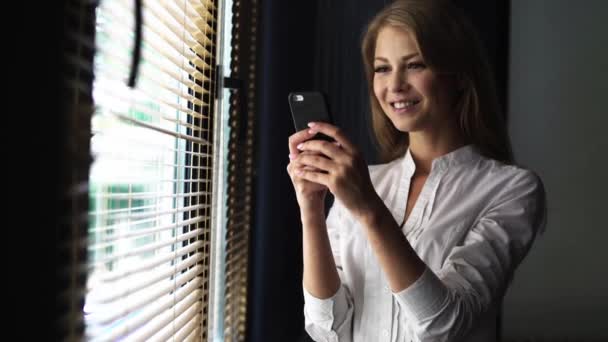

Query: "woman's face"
<box><xmin>373</xmin><ymin>26</ymin><xmax>458</xmax><ymax>134</ymax></box>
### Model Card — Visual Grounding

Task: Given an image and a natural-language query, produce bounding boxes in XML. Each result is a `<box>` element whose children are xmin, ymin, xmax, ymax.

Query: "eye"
<box><xmin>374</xmin><ymin>65</ymin><xmax>390</xmax><ymax>73</ymax></box>
<box><xmin>407</xmin><ymin>62</ymin><xmax>426</xmax><ymax>70</ymax></box>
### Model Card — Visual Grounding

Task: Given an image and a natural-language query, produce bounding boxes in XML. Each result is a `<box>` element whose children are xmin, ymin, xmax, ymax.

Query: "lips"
<box><xmin>389</xmin><ymin>99</ymin><xmax>421</xmax><ymax>113</ymax></box>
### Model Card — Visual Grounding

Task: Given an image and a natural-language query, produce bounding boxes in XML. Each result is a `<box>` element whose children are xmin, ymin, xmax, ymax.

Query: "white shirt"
<box><xmin>303</xmin><ymin>145</ymin><xmax>547</xmax><ymax>342</ymax></box>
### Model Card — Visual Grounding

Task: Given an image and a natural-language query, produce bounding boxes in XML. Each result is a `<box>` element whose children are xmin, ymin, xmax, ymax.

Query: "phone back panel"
<box><xmin>288</xmin><ymin>92</ymin><xmax>332</xmax><ymax>132</ymax></box>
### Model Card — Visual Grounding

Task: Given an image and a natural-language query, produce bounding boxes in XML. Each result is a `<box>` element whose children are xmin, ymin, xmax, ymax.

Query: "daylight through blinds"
<box><xmin>85</xmin><ymin>0</ymin><xmax>219</xmax><ymax>340</ymax></box>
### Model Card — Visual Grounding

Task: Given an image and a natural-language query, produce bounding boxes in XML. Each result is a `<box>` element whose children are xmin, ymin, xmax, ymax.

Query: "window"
<box><xmin>56</xmin><ymin>0</ymin><xmax>257</xmax><ymax>340</ymax></box>
<box><xmin>84</xmin><ymin>0</ymin><xmax>220</xmax><ymax>339</ymax></box>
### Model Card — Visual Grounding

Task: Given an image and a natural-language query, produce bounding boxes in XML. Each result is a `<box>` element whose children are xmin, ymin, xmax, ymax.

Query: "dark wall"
<box><xmin>249</xmin><ymin>1</ymin><xmax>509</xmax><ymax>341</ymax></box>
<box><xmin>504</xmin><ymin>1</ymin><xmax>608</xmax><ymax>340</ymax></box>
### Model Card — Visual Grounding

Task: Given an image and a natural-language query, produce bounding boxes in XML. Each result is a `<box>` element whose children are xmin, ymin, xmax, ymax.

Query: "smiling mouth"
<box><xmin>390</xmin><ymin>100</ymin><xmax>420</xmax><ymax>110</ymax></box>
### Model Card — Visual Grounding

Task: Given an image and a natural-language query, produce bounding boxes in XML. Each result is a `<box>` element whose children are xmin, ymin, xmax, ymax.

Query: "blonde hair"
<box><xmin>361</xmin><ymin>0</ymin><xmax>513</xmax><ymax>163</ymax></box>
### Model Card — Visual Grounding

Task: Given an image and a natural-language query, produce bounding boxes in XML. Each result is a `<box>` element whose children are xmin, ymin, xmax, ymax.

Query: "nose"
<box><xmin>389</xmin><ymin>71</ymin><xmax>407</xmax><ymax>93</ymax></box>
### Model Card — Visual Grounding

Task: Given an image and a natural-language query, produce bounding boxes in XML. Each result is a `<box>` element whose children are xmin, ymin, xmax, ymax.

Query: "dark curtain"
<box><xmin>248</xmin><ymin>1</ymin><xmax>318</xmax><ymax>342</ymax></box>
<box><xmin>249</xmin><ymin>1</ymin><xmax>509</xmax><ymax>342</ymax></box>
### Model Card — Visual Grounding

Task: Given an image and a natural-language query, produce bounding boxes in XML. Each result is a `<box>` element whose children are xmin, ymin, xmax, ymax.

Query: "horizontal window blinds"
<box><xmin>58</xmin><ymin>1</ymin><xmax>96</xmax><ymax>340</ymax></box>
<box><xmin>221</xmin><ymin>0</ymin><xmax>257</xmax><ymax>340</ymax></box>
<box><xmin>84</xmin><ymin>0</ymin><xmax>218</xmax><ymax>341</ymax></box>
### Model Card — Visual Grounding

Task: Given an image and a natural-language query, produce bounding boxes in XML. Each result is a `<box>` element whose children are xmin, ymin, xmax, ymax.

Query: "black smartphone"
<box><xmin>288</xmin><ymin>91</ymin><xmax>334</xmax><ymax>142</ymax></box>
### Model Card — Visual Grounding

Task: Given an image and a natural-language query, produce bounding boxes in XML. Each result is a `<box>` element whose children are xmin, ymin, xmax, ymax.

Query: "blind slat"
<box><xmin>199</xmin><ymin>0</ymin><xmax>217</xmax><ymax>10</ymax></box>
<box><xmin>94</xmin><ymin>70</ymin><xmax>208</xmax><ymax>120</ymax></box>
<box><xmin>226</xmin><ymin>243</ymin><xmax>249</xmax><ymax>263</ymax></box>
<box><xmin>109</xmin><ymin>111</ymin><xmax>211</xmax><ymax>145</ymax></box>
<box><xmin>98</xmin><ymin>24</ymin><xmax>209</xmax><ymax>87</ymax></box>
<box><xmin>88</xmin><ymin>188</ymin><xmax>210</xmax><ymax>201</ymax></box>
<box><xmin>88</xmin><ymin>252</ymin><xmax>203</xmax><ymax>304</ymax></box>
<box><xmin>89</xmin><ymin>284</ymin><xmax>201</xmax><ymax>341</ymax></box>
<box><xmin>88</xmin><ymin>178</ymin><xmax>210</xmax><ymax>187</ymax></box>
<box><xmin>96</xmin><ymin>51</ymin><xmax>209</xmax><ymax>104</ymax></box>
<box><xmin>91</xmin><ymin>155</ymin><xmax>211</xmax><ymax>170</ymax></box>
<box><xmin>96</xmin><ymin>240</ymin><xmax>204</xmax><ymax>283</ymax></box>
<box><xmin>119</xmin><ymin>0</ymin><xmax>215</xmax><ymax>48</ymax></box>
<box><xmin>99</xmin><ymin>2</ymin><xmax>212</xmax><ymax>76</ymax></box>
<box><xmin>89</xmin><ymin>202</ymin><xmax>209</xmax><ymax>222</ymax></box>
<box><xmin>171</xmin><ymin>313</ymin><xmax>201</xmax><ymax>342</ymax></box>
<box><xmin>139</xmin><ymin>10</ymin><xmax>212</xmax><ymax>70</ymax></box>
<box><xmin>91</xmin><ymin>226</ymin><xmax>204</xmax><ymax>267</ymax></box>
<box><xmin>146</xmin><ymin>0</ymin><xmax>214</xmax><ymax>59</ymax></box>
<box><xmin>125</xmin><ymin>291</ymin><xmax>201</xmax><ymax>342</ymax></box>
<box><xmin>89</xmin><ymin>215</ymin><xmax>208</xmax><ymax>249</ymax></box>
<box><xmin>94</xmin><ymin>76</ymin><xmax>208</xmax><ymax>124</ymax></box>
<box><xmin>87</xmin><ymin>264</ymin><xmax>203</xmax><ymax>325</ymax></box>
<box><xmin>148</xmin><ymin>302</ymin><xmax>201</xmax><ymax>342</ymax></box>
<box><xmin>188</xmin><ymin>0</ymin><xmax>216</xmax><ymax>22</ymax></box>
<box><xmin>89</xmin><ymin>212</ymin><xmax>209</xmax><ymax>239</ymax></box>
<box><xmin>184</xmin><ymin>327</ymin><xmax>201</xmax><ymax>342</ymax></box>
<box><xmin>92</xmin><ymin>128</ymin><xmax>210</xmax><ymax>159</ymax></box>
<box><xmin>157</xmin><ymin>0</ymin><xmax>215</xmax><ymax>42</ymax></box>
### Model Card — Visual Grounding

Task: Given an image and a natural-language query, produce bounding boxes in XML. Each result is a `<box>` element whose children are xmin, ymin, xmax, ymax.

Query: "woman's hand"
<box><xmin>293</xmin><ymin>122</ymin><xmax>381</xmax><ymax>221</ymax></box>
<box><xmin>287</xmin><ymin>128</ymin><xmax>328</xmax><ymax>214</ymax></box>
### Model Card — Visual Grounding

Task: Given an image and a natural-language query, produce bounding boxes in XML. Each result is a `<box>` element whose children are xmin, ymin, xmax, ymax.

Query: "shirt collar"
<box><xmin>402</xmin><ymin>144</ymin><xmax>480</xmax><ymax>174</ymax></box>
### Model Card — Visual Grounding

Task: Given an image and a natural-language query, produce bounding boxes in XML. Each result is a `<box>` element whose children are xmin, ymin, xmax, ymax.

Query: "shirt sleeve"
<box><xmin>393</xmin><ymin>170</ymin><xmax>547</xmax><ymax>342</ymax></box>
<box><xmin>303</xmin><ymin>199</ymin><xmax>355</xmax><ymax>342</ymax></box>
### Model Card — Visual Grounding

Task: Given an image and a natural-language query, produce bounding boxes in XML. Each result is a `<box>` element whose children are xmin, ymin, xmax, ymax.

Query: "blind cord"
<box><xmin>128</xmin><ymin>0</ymin><xmax>143</xmax><ymax>87</ymax></box>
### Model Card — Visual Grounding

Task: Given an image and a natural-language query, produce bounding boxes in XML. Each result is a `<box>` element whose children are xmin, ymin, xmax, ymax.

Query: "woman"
<box><xmin>286</xmin><ymin>0</ymin><xmax>547</xmax><ymax>341</ymax></box>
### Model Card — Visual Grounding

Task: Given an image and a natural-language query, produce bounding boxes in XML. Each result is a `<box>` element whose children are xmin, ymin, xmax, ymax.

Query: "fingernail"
<box><xmin>296</xmin><ymin>143</ymin><xmax>304</xmax><ymax>150</ymax></box>
<box><xmin>308</xmin><ymin>129</ymin><xmax>317</xmax><ymax>134</ymax></box>
<box><xmin>289</xmin><ymin>153</ymin><xmax>296</xmax><ymax>160</ymax></box>
<box><xmin>307</xmin><ymin>122</ymin><xmax>317</xmax><ymax>128</ymax></box>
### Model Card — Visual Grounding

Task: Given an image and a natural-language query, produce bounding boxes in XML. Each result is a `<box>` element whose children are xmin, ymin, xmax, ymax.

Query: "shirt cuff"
<box><xmin>303</xmin><ymin>285</ymin><xmax>349</xmax><ymax>330</ymax></box>
<box><xmin>393</xmin><ymin>267</ymin><xmax>450</xmax><ymax>323</ymax></box>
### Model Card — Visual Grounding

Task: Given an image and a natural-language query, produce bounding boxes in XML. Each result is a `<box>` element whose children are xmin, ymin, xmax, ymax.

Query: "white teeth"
<box><xmin>393</xmin><ymin>101</ymin><xmax>417</xmax><ymax>109</ymax></box>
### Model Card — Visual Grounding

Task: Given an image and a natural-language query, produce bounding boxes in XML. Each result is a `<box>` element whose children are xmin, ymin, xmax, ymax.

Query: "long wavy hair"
<box><xmin>361</xmin><ymin>0</ymin><xmax>513</xmax><ymax>163</ymax></box>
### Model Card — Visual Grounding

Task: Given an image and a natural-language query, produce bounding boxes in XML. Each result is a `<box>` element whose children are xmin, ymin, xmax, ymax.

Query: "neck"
<box><xmin>407</xmin><ymin>123</ymin><xmax>465</xmax><ymax>175</ymax></box>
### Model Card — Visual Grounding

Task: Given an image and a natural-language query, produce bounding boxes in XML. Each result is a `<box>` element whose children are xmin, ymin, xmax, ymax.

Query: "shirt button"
<box><xmin>381</xmin><ymin>329</ymin><xmax>389</xmax><ymax>339</ymax></box>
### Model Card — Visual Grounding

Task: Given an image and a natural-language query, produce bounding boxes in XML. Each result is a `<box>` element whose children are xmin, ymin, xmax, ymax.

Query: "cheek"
<box><xmin>420</xmin><ymin>73</ymin><xmax>454</xmax><ymax>99</ymax></box>
<box><xmin>412</xmin><ymin>75</ymin><xmax>435</xmax><ymax>99</ymax></box>
<box><xmin>372</xmin><ymin>78</ymin><xmax>384</xmax><ymax>102</ymax></box>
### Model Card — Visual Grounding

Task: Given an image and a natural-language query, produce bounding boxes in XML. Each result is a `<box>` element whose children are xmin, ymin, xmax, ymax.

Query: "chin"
<box><xmin>389</xmin><ymin>115</ymin><xmax>425</xmax><ymax>133</ymax></box>
<box><xmin>393</xmin><ymin>123</ymin><xmax>419</xmax><ymax>133</ymax></box>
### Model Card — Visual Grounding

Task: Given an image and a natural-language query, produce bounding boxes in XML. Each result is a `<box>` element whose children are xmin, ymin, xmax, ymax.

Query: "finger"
<box><xmin>296</xmin><ymin>139</ymin><xmax>347</xmax><ymax>162</ymax></box>
<box><xmin>286</xmin><ymin>162</ymin><xmax>294</xmax><ymax>178</ymax></box>
<box><xmin>306</xmin><ymin>122</ymin><xmax>356</xmax><ymax>153</ymax></box>
<box><xmin>296</xmin><ymin>153</ymin><xmax>336</xmax><ymax>173</ymax></box>
<box><xmin>287</xmin><ymin>162</ymin><xmax>315</xmax><ymax>181</ymax></box>
<box><xmin>288</xmin><ymin>128</ymin><xmax>317</xmax><ymax>156</ymax></box>
<box><xmin>287</xmin><ymin>162</ymin><xmax>294</xmax><ymax>176</ymax></box>
<box><xmin>291</xmin><ymin>154</ymin><xmax>324</xmax><ymax>172</ymax></box>
<box><xmin>295</xmin><ymin>168</ymin><xmax>330</xmax><ymax>187</ymax></box>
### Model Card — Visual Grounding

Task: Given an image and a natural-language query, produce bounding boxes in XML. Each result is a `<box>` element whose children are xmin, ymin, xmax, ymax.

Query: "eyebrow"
<box><xmin>374</xmin><ymin>53</ymin><xmax>420</xmax><ymax>63</ymax></box>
